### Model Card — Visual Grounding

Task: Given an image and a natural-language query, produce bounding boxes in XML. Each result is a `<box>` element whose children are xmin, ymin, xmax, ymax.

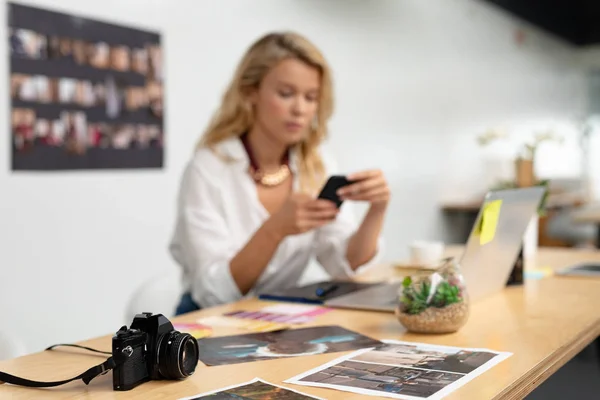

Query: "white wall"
<box><xmin>0</xmin><ymin>0</ymin><xmax>590</xmax><ymax>354</ymax></box>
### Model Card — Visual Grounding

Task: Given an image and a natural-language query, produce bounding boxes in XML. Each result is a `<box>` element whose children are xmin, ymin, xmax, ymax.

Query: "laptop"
<box><xmin>555</xmin><ymin>263</ymin><xmax>600</xmax><ymax>277</ymax></box>
<box><xmin>324</xmin><ymin>280</ymin><xmax>403</xmax><ymax>312</ymax></box>
<box><xmin>325</xmin><ymin>186</ymin><xmax>546</xmax><ymax>312</ymax></box>
<box><xmin>257</xmin><ymin>280</ymin><xmax>380</xmax><ymax>304</ymax></box>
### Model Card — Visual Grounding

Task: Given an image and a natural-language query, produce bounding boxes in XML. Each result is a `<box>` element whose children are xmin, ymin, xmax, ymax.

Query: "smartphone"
<box><xmin>318</xmin><ymin>175</ymin><xmax>353</xmax><ymax>208</ymax></box>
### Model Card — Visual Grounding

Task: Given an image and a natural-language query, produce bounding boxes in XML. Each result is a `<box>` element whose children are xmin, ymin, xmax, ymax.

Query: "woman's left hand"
<box><xmin>337</xmin><ymin>169</ymin><xmax>391</xmax><ymax>208</ymax></box>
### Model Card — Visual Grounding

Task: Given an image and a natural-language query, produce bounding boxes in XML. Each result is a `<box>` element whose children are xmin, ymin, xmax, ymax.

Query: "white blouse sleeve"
<box><xmin>170</xmin><ymin>158</ymin><xmax>242</xmax><ymax>308</ymax></box>
<box><xmin>314</xmin><ymin>154</ymin><xmax>385</xmax><ymax>278</ymax></box>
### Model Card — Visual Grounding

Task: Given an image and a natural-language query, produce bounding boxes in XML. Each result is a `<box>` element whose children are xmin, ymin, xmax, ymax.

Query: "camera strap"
<box><xmin>0</xmin><ymin>344</ymin><xmax>126</xmax><ymax>388</ymax></box>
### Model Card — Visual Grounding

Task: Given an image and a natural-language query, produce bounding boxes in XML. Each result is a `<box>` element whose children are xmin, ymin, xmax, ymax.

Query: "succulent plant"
<box><xmin>400</xmin><ymin>276</ymin><xmax>463</xmax><ymax>315</ymax></box>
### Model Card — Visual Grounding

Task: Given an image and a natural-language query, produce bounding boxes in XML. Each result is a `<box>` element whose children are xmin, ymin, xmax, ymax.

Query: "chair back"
<box><xmin>124</xmin><ymin>269</ymin><xmax>182</xmax><ymax>325</ymax></box>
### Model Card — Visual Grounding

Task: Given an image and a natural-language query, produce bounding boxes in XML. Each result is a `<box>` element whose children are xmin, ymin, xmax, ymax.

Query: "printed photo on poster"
<box><xmin>178</xmin><ymin>378</ymin><xmax>324</xmax><ymax>400</ymax></box>
<box><xmin>285</xmin><ymin>340</ymin><xmax>512</xmax><ymax>400</ymax></box>
<box><xmin>197</xmin><ymin>325</ymin><xmax>382</xmax><ymax>366</ymax></box>
<box><xmin>8</xmin><ymin>2</ymin><xmax>164</xmax><ymax>170</ymax></box>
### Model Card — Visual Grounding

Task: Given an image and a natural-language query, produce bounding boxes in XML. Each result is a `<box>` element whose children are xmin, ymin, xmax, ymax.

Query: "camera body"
<box><xmin>112</xmin><ymin>312</ymin><xmax>199</xmax><ymax>391</ymax></box>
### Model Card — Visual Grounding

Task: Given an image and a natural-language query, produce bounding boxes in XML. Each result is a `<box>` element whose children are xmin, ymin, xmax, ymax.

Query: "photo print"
<box><xmin>197</xmin><ymin>325</ymin><xmax>382</xmax><ymax>366</ymax></box>
<box><xmin>178</xmin><ymin>378</ymin><xmax>324</xmax><ymax>400</ymax></box>
<box><xmin>286</xmin><ymin>340</ymin><xmax>512</xmax><ymax>400</ymax></box>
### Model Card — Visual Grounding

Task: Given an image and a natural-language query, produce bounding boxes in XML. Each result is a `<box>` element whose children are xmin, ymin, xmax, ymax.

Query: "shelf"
<box><xmin>11</xmin><ymin>99</ymin><xmax>162</xmax><ymax>126</ymax></box>
<box><xmin>10</xmin><ymin>57</ymin><xmax>148</xmax><ymax>87</ymax></box>
<box><xmin>12</xmin><ymin>146</ymin><xmax>163</xmax><ymax>170</ymax></box>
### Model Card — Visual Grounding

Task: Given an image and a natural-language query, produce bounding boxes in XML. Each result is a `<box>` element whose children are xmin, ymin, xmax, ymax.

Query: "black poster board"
<box><xmin>8</xmin><ymin>2</ymin><xmax>164</xmax><ymax>170</ymax></box>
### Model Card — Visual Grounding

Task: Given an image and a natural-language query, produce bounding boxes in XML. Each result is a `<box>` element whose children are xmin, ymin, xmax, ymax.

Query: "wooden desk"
<box><xmin>572</xmin><ymin>204</ymin><xmax>600</xmax><ymax>247</ymax></box>
<box><xmin>1</xmin><ymin>248</ymin><xmax>600</xmax><ymax>400</ymax></box>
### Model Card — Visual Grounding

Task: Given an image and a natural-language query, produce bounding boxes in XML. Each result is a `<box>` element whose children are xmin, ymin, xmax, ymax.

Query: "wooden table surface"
<box><xmin>1</xmin><ymin>248</ymin><xmax>600</xmax><ymax>400</ymax></box>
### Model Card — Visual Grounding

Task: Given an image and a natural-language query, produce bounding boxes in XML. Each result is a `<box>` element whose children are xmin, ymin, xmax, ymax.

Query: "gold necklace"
<box><xmin>250</xmin><ymin>165</ymin><xmax>291</xmax><ymax>187</ymax></box>
<box><xmin>241</xmin><ymin>132</ymin><xmax>291</xmax><ymax>187</ymax></box>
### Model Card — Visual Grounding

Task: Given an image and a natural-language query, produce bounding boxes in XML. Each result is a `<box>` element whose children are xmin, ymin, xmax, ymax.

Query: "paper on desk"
<box><xmin>197</xmin><ymin>315</ymin><xmax>289</xmax><ymax>333</ymax></box>
<box><xmin>224</xmin><ymin>304</ymin><xmax>332</xmax><ymax>325</ymax></box>
<box><xmin>172</xmin><ymin>323</ymin><xmax>212</xmax><ymax>339</ymax></box>
<box><xmin>260</xmin><ymin>303</ymin><xmax>331</xmax><ymax>316</ymax></box>
<box><xmin>196</xmin><ymin>325</ymin><xmax>382</xmax><ymax>366</ymax></box>
<box><xmin>177</xmin><ymin>378</ymin><xmax>324</xmax><ymax>400</ymax></box>
<box><xmin>524</xmin><ymin>267</ymin><xmax>554</xmax><ymax>280</ymax></box>
<box><xmin>285</xmin><ymin>339</ymin><xmax>512</xmax><ymax>400</ymax></box>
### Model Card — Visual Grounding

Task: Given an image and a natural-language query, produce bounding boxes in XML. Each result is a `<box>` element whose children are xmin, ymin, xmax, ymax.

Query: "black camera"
<box><xmin>112</xmin><ymin>312</ymin><xmax>199</xmax><ymax>391</ymax></box>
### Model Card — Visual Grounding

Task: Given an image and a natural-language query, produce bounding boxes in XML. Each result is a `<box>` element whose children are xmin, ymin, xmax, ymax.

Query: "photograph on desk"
<box><xmin>197</xmin><ymin>325</ymin><xmax>382</xmax><ymax>366</ymax></box>
<box><xmin>178</xmin><ymin>378</ymin><xmax>324</xmax><ymax>400</ymax></box>
<box><xmin>223</xmin><ymin>304</ymin><xmax>333</xmax><ymax>325</ymax></box>
<box><xmin>286</xmin><ymin>340</ymin><xmax>512</xmax><ymax>400</ymax></box>
<box><xmin>8</xmin><ymin>2</ymin><xmax>164</xmax><ymax>171</ymax></box>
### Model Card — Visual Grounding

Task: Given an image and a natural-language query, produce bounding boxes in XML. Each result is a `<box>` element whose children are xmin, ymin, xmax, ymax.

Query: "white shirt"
<box><xmin>169</xmin><ymin>137</ymin><xmax>384</xmax><ymax>308</ymax></box>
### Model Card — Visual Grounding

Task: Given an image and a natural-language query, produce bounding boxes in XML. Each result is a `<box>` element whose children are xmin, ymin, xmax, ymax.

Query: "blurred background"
<box><xmin>1</xmin><ymin>2</ymin><xmax>599</xmax><ymax>394</ymax></box>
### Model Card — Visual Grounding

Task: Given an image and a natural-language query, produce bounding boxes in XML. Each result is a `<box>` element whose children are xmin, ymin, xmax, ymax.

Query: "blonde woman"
<box><xmin>170</xmin><ymin>32</ymin><xmax>390</xmax><ymax>314</ymax></box>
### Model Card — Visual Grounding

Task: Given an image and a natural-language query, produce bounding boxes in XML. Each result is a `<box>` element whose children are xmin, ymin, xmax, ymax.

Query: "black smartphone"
<box><xmin>318</xmin><ymin>175</ymin><xmax>353</xmax><ymax>208</ymax></box>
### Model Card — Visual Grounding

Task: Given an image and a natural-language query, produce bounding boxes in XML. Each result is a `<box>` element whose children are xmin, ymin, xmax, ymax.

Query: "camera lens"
<box><xmin>157</xmin><ymin>331</ymin><xmax>199</xmax><ymax>379</ymax></box>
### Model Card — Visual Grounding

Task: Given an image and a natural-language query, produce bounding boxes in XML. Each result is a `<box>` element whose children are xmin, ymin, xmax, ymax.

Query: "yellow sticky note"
<box><xmin>479</xmin><ymin>199</ymin><xmax>502</xmax><ymax>245</ymax></box>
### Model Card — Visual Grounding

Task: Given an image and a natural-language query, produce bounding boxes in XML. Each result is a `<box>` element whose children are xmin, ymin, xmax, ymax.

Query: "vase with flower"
<box><xmin>476</xmin><ymin>128</ymin><xmax>559</xmax><ymax>270</ymax></box>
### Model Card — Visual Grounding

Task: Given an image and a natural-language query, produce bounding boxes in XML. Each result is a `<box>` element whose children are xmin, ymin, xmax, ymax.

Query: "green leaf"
<box><xmin>419</xmin><ymin>281</ymin><xmax>430</xmax><ymax>298</ymax></box>
<box><xmin>407</xmin><ymin>299</ymin><xmax>427</xmax><ymax>314</ymax></box>
<box><xmin>429</xmin><ymin>281</ymin><xmax>463</xmax><ymax>308</ymax></box>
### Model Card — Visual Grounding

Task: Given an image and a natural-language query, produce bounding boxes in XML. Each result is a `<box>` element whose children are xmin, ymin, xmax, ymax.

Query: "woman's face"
<box><xmin>250</xmin><ymin>58</ymin><xmax>320</xmax><ymax>146</ymax></box>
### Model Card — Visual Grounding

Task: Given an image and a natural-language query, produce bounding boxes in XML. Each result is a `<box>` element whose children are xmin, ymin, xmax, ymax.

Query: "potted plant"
<box><xmin>395</xmin><ymin>258</ymin><xmax>469</xmax><ymax>334</ymax></box>
<box><xmin>476</xmin><ymin>128</ymin><xmax>563</xmax><ymax>190</ymax></box>
<box><xmin>476</xmin><ymin>129</ymin><xmax>558</xmax><ymax>260</ymax></box>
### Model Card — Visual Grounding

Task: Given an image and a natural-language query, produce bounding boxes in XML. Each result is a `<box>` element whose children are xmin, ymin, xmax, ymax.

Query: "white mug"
<box><xmin>409</xmin><ymin>240</ymin><xmax>445</xmax><ymax>267</ymax></box>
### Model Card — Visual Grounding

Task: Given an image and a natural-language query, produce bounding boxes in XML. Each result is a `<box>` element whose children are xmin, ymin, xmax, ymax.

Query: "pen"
<box><xmin>315</xmin><ymin>284</ymin><xmax>339</xmax><ymax>298</ymax></box>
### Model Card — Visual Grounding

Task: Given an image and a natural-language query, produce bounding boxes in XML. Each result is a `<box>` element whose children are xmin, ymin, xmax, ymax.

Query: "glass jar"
<box><xmin>395</xmin><ymin>257</ymin><xmax>470</xmax><ymax>334</ymax></box>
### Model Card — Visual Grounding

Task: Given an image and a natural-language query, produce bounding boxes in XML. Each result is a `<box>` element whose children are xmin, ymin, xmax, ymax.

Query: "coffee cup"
<box><xmin>409</xmin><ymin>240</ymin><xmax>445</xmax><ymax>267</ymax></box>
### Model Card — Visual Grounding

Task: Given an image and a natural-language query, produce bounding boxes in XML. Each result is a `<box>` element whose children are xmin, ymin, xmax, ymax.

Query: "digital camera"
<box><xmin>112</xmin><ymin>312</ymin><xmax>199</xmax><ymax>391</ymax></box>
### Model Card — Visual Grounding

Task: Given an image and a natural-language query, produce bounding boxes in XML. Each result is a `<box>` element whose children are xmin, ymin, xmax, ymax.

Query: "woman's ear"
<box><xmin>240</xmin><ymin>87</ymin><xmax>257</xmax><ymax>113</ymax></box>
<box><xmin>247</xmin><ymin>88</ymin><xmax>258</xmax><ymax>107</ymax></box>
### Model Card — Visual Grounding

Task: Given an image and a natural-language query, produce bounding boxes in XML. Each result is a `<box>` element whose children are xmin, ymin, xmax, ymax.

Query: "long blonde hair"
<box><xmin>198</xmin><ymin>31</ymin><xmax>334</xmax><ymax>194</ymax></box>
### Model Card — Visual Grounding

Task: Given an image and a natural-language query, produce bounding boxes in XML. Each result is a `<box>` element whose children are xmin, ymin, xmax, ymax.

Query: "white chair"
<box><xmin>0</xmin><ymin>331</ymin><xmax>28</xmax><ymax>361</ymax></box>
<box><xmin>124</xmin><ymin>269</ymin><xmax>182</xmax><ymax>325</ymax></box>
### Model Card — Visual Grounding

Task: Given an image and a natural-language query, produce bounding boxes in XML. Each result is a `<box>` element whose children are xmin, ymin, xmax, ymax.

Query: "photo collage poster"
<box><xmin>8</xmin><ymin>2</ymin><xmax>164</xmax><ymax>170</ymax></box>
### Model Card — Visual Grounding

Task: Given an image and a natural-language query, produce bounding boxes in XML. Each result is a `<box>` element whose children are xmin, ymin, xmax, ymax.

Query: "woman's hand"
<box><xmin>337</xmin><ymin>169</ymin><xmax>390</xmax><ymax>209</ymax></box>
<box><xmin>268</xmin><ymin>194</ymin><xmax>339</xmax><ymax>238</ymax></box>
<box><xmin>231</xmin><ymin>194</ymin><xmax>337</xmax><ymax>295</ymax></box>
